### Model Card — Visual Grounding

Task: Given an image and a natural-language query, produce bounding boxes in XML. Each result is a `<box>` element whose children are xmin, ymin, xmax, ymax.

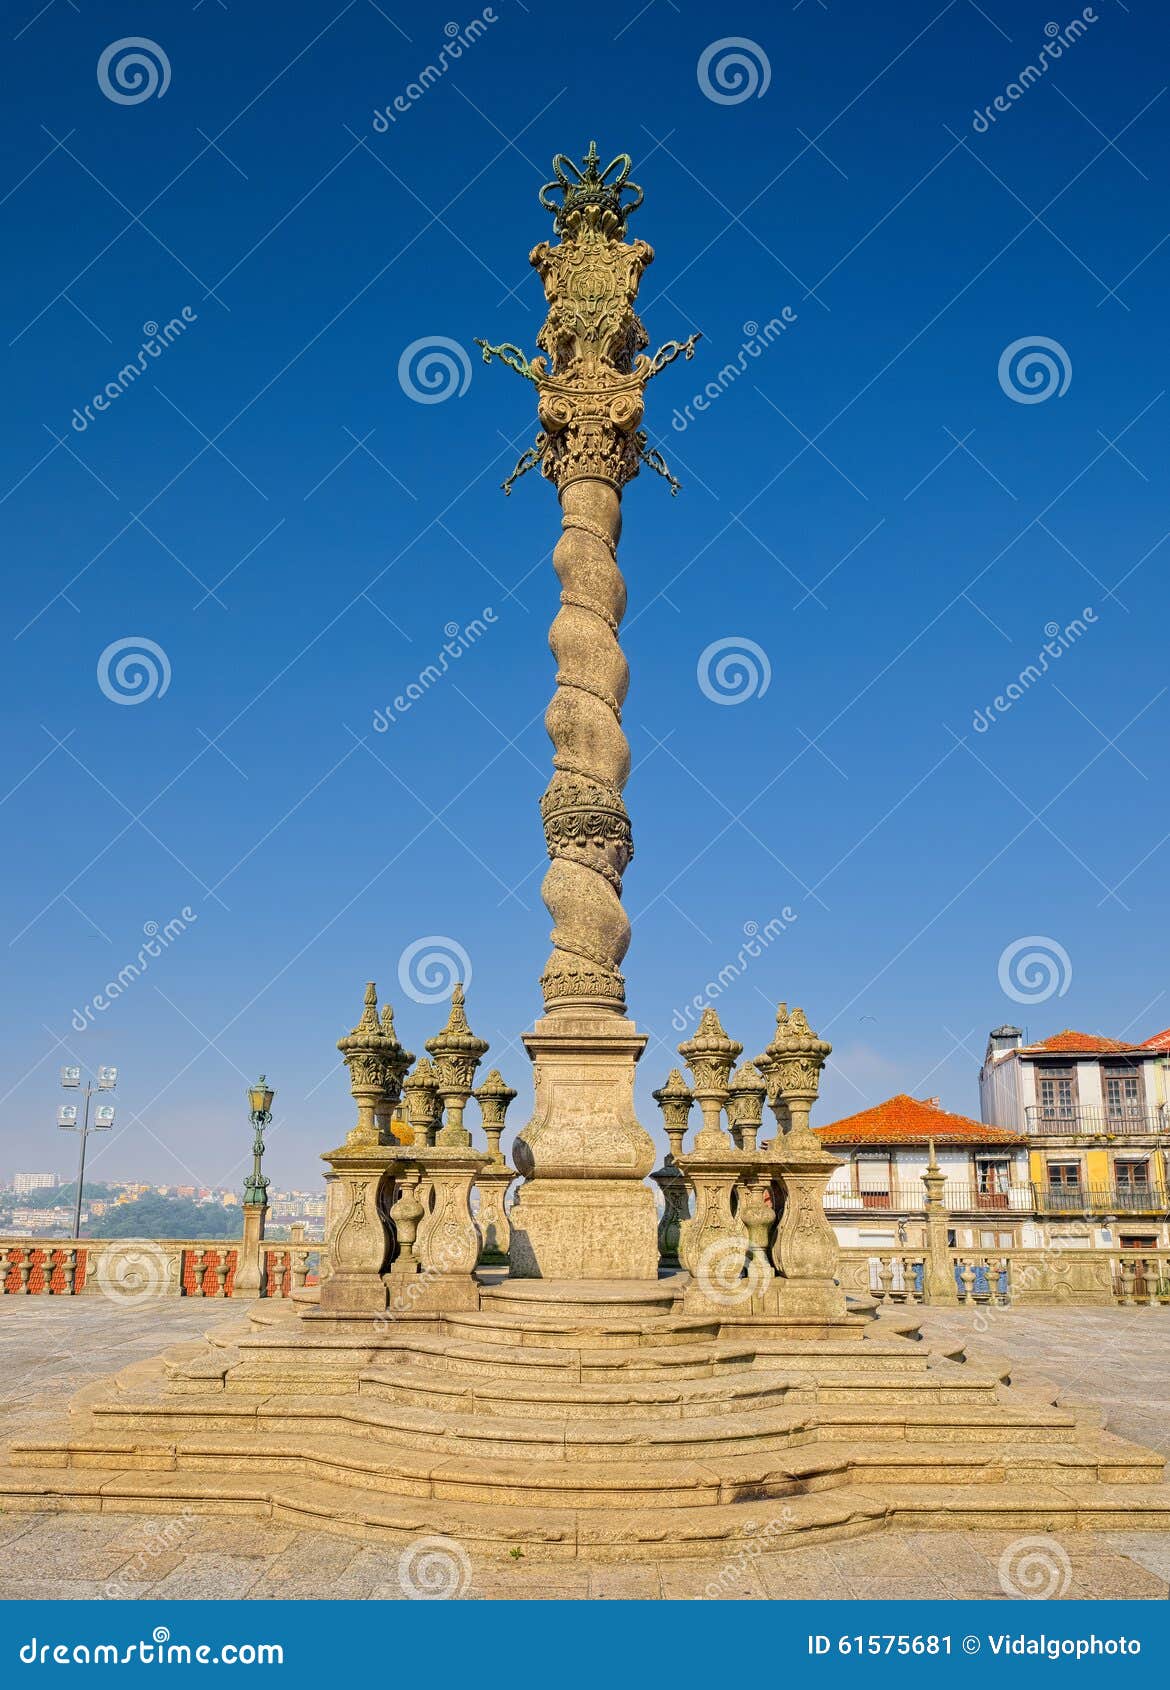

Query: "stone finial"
<box><xmin>678</xmin><ymin>1008</ymin><xmax>743</xmax><ymax>1151</ymax></box>
<box><xmin>425</xmin><ymin>987</ymin><xmax>489</xmax><ymax>1147</ymax></box>
<box><xmin>761</xmin><ymin>1003</ymin><xmax>832</xmax><ymax>1149</ymax></box>
<box><xmin>728</xmin><ymin>1061</ymin><xmax>768</xmax><ymax>1153</ymax></box>
<box><xmin>401</xmin><ymin>1057</ymin><xmax>442</xmax><ymax>1148</ymax></box>
<box><xmin>337</xmin><ymin>982</ymin><xmax>390</xmax><ymax>1147</ymax></box>
<box><xmin>371</xmin><ymin>1002</ymin><xmax>414</xmax><ymax>1145</ymax></box>
<box><xmin>475</xmin><ymin>1069</ymin><xmax>517</xmax><ymax>1163</ymax></box>
<box><xmin>652</xmin><ymin>1069</ymin><xmax>694</xmax><ymax>1161</ymax></box>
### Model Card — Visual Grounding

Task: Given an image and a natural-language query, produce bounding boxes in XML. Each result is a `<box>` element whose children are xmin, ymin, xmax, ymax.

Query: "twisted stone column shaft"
<box><xmin>540</xmin><ymin>478</ymin><xmax>633</xmax><ymax>1012</ymax></box>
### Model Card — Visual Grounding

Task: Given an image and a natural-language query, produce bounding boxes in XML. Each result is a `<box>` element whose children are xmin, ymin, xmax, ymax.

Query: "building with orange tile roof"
<box><xmin>980</xmin><ymin>1024</ymin><xmax>1170</xmax><ymax>1250</ymax></box>
<box><xmin>814</xmin><ymin>1093</ymin><xmax>1035</xmax><ymax>1252</ymax></box>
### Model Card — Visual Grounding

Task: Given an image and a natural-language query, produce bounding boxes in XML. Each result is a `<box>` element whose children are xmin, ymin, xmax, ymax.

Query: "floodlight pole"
<box><xmin>59</xmin><ymin>1072</ymin><xmax>115</xmax><ymax>1240</ymax></box>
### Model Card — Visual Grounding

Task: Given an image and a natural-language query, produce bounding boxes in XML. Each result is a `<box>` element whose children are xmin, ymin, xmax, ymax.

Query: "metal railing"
<box><xmin>1024</xmin><ymin>1105</ymin><xmax>1168</xmax><ymax>1136</ymax></box>
<box><xmin>1037</xmin><ymin>1184</ymin><xmax>1168</xmax><ymax>1215</ymax></box>
<box><xmin>823</xmin><ymin>1183</ymin><xmax>1035</xmax><ymax>1214</ymax></box>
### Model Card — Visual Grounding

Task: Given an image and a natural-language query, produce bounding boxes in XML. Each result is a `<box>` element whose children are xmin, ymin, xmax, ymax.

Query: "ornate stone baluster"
<box><xmin>474</xmin><ymin>1070</ymin><xmax>518</xmax><ymax>1264</ymax></box>
<box><xmin>759</xmin><ymin>1006</ymin><xmax>844</xmax><ymax>1321</ymax></box>
<box><xmin>402</xmin><ymin>1057</ymin><xmax>442</xmax><ymax>1149</ymax></box>
<box><xmin>958</xmin><ymin>1261</ymin><xmax>977</xmax><ymax>1305</ymax></box>
<box><xmin>388</xmin><ymin>989</ymin><xmax>490</xmax><ymax>1310</ymax></box>
<box><xmin>651</xmin><ymin>1069</ymin><xmax>693</xmax><ymax>1272</ymax></box>
<box><xmin>728</xmin><ymin>1062</ymin><xmax>767</xmax><ymax>1154</ymax></box>
<box><xmin>877</xmin><ymin>1258</ymin><xmax>893</xmax><ymax>1303</ymax></box>
<box><xmin>375</xmin><ymin>1004</ymin><xmax>414</xmax><ymax>1147</ymax></box>
<box><xmin>319</xmin><ymin>982</ymin><xmax>399</xmax><ymax>1315</ymax></box>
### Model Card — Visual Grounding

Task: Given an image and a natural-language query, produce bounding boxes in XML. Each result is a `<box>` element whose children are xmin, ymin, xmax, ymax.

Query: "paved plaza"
<box><xmin>0</xmin><ymin>1299</ymin><xmax>1167</xmax><ymax>1601</ymax></box>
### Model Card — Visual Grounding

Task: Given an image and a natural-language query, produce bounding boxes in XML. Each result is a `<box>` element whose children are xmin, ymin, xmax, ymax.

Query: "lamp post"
<box><xmin>58</xmin><ymin>1064</ymin><xmax>117</xmax><ymax>1239</ymax></box>
<box><xmin>235</xmin><ymin>1075</ymin><xmax>274</xmax><ymax>1297</ymax></box>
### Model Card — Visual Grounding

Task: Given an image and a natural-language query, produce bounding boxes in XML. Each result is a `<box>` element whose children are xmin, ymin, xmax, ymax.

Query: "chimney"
<box><xmin>988</xmin><ymin>1025</ymin><xmax>1022</xmax><ymax>1057</ymax></box>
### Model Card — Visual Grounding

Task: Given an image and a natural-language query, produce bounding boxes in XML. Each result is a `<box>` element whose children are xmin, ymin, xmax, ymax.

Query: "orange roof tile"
<box><xmin>1139</xmin><ymin>1027</ymin><xmax>1170</xmax><ymax>1052</ymax></box>
<box><xmin>815</xmin><ymin>1094</ymin><xmax>1024</xmax><ymax>1146</ymax></box>
<box><xmin>1019</xmin><ymin>1029</ymin><xmax>1141</xmax><ymax>1055</ymax></box>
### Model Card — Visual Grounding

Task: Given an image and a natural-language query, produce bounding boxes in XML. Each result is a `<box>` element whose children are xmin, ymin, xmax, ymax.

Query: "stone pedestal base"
<box><xmin>232</xmin><ymin>1202</ymin><xmax>266</xmax><ymax>1298</ymax></box>
<box><xmin>318</xmin><ymin>1141</ymin><xmax>397</xmax><ymax>1315</ymax></box>
<box><xmin>509</xmin><ymin>1179</ymin><xmax>659</xmax><ymax>1280</ymax></box>
<box><xmin>509</xmin><ymin>1012</ymin><xmax>659</xmax><ymax>1281</ymax></box>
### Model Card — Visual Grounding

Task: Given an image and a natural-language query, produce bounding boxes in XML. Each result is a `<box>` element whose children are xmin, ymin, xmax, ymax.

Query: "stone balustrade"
<box><xmin>838</xmin><ymin>1246</ymin><xmax>1170</xmax><ymax>1308</ymax></box>
<box><xmin>0</xmin><ymin>1238</ymin><xmax>320</xmax><ymax>1299</ymax></box>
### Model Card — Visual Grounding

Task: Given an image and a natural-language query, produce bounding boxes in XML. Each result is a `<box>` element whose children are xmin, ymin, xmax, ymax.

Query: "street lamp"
<box><xmin>244</xmin><ymin>1076</ymin><xmax>274</xmax><ymax>1207</ymax></box>
<box><xmin>57</xmin><ymin>1064</ymin><xmax>117</xmax><ymax>1238</ymax></box>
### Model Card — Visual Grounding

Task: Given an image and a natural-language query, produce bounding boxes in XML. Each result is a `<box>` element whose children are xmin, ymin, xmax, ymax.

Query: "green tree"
<box><xmin>90</xmin><ymin>1195</ymin><xmax>240</xmax><ymax>1240</ymax></box>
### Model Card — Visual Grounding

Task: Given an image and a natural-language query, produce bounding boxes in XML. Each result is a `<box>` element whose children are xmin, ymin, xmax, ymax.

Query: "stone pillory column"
<box><xmin>479</xmin><ymin>144</ymin><xmax>698</xmax><ymax>1280</ymax></box>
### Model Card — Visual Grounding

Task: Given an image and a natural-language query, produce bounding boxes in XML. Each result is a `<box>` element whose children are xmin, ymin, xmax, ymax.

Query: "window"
<box><xmin>854</xmin><ymin>1154</ymin><xmax>891</xmax><ymax>1209</ymax></box>
<box><xmin>1037</xmin><ymin>1067</ymin><xmax>1077</xmax><ymax>1122</ymax></box>
<box><xmin>979</xmin><ymin>1229</ymin><xmax>1015</xmax><ymax>1248</ymax></box>
<box><xmin>1045</xmin><ymin>1160</ymin><xmax>1082</xmax><ymax>1203</ymax></box>
<box><xmin>1103</xmin><ymin>1064</ymin><xmax>1145</xmax><ymax>1123</ymax></box>
<box><xmin>975</xmin><ymin>1158</ymin><xmax>1011</xmax><ymax>1207</ymax></box>
<box><xmin>1116</xmin><ymin>1159</ymin><xmax>1150</xmax><ymax>1190</ymax></box>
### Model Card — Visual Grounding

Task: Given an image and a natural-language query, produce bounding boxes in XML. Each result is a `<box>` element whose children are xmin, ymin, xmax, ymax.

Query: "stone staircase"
<box><xmin>4</xmin><ymin>1278</ymin><xmax>1169</xmax><ymax>1561</ymax></box>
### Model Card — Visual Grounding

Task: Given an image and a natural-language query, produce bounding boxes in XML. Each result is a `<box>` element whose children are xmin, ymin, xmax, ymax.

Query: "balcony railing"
<box><xmin>823</xmin><ymin>1183</ymin><xmax>1034</xmax><ymax>1214</ymax></box>
<box><xmin>1024</xmin><ymin>1105</ymin><xmax>1168</xmax><ymax>1136</ymax></box>
<box><xmin>1038</xmin><ymin>1185</ymin><xmax>1169</xmax><ymax>1215</ymax></box>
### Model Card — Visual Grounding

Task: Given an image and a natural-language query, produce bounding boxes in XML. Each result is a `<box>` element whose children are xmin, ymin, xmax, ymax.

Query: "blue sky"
<box><xmin>1</xmin><ymin>0</ymin><xmax>1167</xmax><ymax>1189</ymax></box>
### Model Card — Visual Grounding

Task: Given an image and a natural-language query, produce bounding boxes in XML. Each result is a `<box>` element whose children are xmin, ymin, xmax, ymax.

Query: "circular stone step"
<box><xmin>480</xmin><ymin>1278</ymin><xmax>683</xmax><ymax>1322</ymax></box>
